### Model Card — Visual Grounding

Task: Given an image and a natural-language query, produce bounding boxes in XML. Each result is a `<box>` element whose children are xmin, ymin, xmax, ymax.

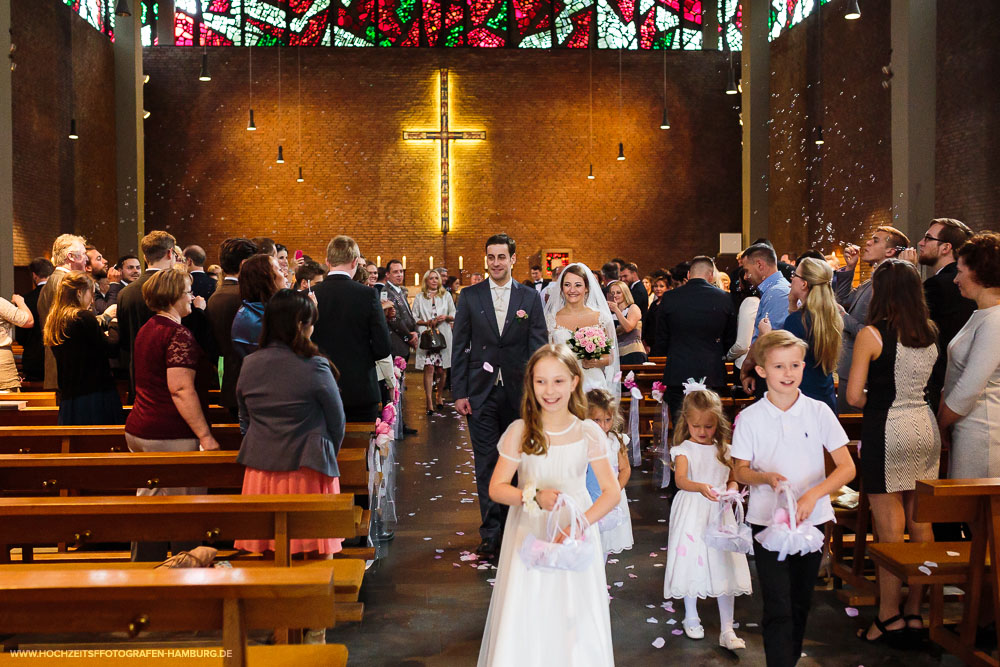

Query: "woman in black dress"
<box><xmin>846</xmin><ymin>259</ymin><xmax>940</xmax><ymax>644</ymax></box>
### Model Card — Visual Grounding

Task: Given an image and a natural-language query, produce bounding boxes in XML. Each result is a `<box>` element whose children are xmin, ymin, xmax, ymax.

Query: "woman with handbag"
<box><xmin>413</xmin><ymin>269</ymin><xmax>456</xmax><ymax>415</ymax></box>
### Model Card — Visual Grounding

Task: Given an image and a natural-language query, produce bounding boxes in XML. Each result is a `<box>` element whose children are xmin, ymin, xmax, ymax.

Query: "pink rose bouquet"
<box><xmin>566</xmin><ymin>325</ymin><xmax>610</xmax><ymax>361</ymax></box>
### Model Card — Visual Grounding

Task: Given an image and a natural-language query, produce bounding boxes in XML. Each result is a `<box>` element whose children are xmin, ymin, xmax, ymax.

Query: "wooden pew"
<box><xmin>868</xmin><ymin>478</ymin><xmax>999</xmax><ymax>667</ymax></box>
<box><xmin>0</xmin><ymin>494</ymin><xmax>360</xmax><ymax>568</ymax></box>
<box><xmin>0</xmin><ymin>567</ymin><xmax>348</xmax><ymax>667</ymax></box>
<box><xmin>0</xmin><ymin>391</ymin><xmax>58</xmax><ymax>407</ymax></box>
<box><xmin>0</xmin><ymin>405</ymin><xmax>234</xmax><ymax>427</ymax></box>
<box><xmin>0</xmin><ymin>450</ymin><xmax>370</xmax><ymax>497</ymax></box>
<box><xmin>0</xmin><ymin>425</ymin><xmax>244</xmax><ymax>455</ymax></box>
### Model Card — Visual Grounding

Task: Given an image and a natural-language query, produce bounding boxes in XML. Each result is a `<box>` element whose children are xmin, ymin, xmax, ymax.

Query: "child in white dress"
<box><xmin>664</xmin><ymin>385</ymin><xmax>752</xmax><ymax>651</ymax></box>
<box><xmin>587</xmin><ymin>388</ymin><xmax>633</xmax><ymax>555</ymax></box>
<box><xmin>478</xmin><ymin>344</ymin><xmax>620</xmax><ymax>667</ymax></box>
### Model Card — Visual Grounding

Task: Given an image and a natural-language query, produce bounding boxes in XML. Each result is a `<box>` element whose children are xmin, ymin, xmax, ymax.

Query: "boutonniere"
<box><xmin>515</xmin><ymin>309</ymin><xmax>528</xmax><ymax>320</ymax></box>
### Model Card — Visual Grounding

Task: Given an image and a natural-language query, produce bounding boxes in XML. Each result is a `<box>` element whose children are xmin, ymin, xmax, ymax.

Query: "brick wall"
<box><xmin>935</xmin><ymin>0</ymin><xmax>1000</xmax><ymax>232</ymax></box>
<box><xmin>10</xmin><ymin>0</ymin><xmax>117</xmax><ymax>266</ymax></box>
<box><xmin>142</xmin><ymin>48</ymin><xmax>742</xmax><ymax>281</ymax></box>
<box><xmin>768</xmin><ymin>0</ymin><xmax>892</xmax><ymax>263</ymax></box>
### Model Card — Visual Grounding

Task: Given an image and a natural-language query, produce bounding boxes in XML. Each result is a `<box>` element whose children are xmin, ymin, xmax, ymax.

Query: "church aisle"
<box><xmin>336</xmin><ymin>381</ymin><xmax>959</xmax><ymax>666</ymax></box>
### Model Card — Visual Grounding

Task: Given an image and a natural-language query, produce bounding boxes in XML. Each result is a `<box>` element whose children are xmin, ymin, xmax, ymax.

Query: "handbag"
<box><xmin>519</xmin><ymin>494</ymin><xmax>595</xmax><ymax>572</ymax></box>
<box><xmin>419</xmin><ymin>327</ymin><xmax>446</xmax><ymax>351</ymax></box>
<box><xmin>154</xmin><ymin>546</ymin><xmax>218</xmax><ymax>569</ymax></box>
<box><xmin>703</xmin><ymin>489</ymin><xmax>753</xmax><ymax>554</ymax></box>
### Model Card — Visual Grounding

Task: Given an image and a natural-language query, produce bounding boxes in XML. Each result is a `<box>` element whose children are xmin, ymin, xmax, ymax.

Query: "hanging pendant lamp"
<box><xmin>114</xmin><ymin>0</ymin><xmax>131</xmax><ymax>17</ymax></box>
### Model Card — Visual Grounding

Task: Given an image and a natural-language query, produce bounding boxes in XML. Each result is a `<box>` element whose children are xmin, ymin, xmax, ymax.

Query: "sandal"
<box><xmin>900</xmin><ymin>605</ymin><xmax>926</xmax><ymax>635</ymax></box>
<box><xmin>856</xmin><ymin>614</ymin><xmax>906</xmax><ymax>644</ymax></box>
<box><xmin>719</xmin><ymin>629</ymin><xmax>746</xmax><ymax>650</ymax></box>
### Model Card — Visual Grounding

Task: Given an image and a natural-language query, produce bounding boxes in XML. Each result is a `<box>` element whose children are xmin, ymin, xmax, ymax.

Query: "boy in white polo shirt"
<box><xmin>731</xmin><ymin>330</ymin><xmax>856</xmax><ymax>667</ymax></box>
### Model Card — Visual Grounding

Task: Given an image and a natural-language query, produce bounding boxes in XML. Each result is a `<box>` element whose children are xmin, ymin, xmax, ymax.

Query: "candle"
<box><xmin>402</xmin><ymin>255</ymin><xmax>407</xmax><ymax>269</ymax></box>
<box><xmin>429</xmin><ymin>256</ymin><xmax>434</xmax><ymax>269</ymax></box>
<box><xmin>459</xmin><ymin>255</ymin><xmax>464</xmax><ymax>270</ymax></box>
<box><xmin>484</xmin><ymin>256</ymin><xmax>488</xmax><ymax>270</ymax></box>
<box><xmin>376</xmin><ymin>255</ymin><xmax>381</xmax><ymax>266</ymax></box>
<box><xmin>414</xmin><ymin>273</ymin><xmax>419</xmax><ymax>286</ymax></box>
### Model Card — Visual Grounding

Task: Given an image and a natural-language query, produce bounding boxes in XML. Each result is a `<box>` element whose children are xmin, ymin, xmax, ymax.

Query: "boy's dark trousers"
<box><xmin>751</xmin><ymin>524</ymin><xmax>825</xmax><ymax>667</ymax></box>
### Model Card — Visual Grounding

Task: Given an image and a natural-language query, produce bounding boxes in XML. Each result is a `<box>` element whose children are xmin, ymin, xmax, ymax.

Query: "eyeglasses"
<box><xmin>922</xmin><ymin>233</ymin><xmax>944</xmax><ymax>244</ymax></box>
<box><xmin>791</xmin><ymin>273</ymin><xmax>806</xmax><ymax>282</ymax></box>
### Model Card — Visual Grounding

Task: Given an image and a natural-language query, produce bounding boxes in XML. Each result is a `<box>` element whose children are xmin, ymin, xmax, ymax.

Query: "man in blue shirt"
<box><xmin>739</xmin><ymin>242</ymin><xmax>790</xmax><ymax>396</ymax></box>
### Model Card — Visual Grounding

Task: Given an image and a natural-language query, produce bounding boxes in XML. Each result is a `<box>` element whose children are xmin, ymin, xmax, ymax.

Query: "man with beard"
<box><xmin>85</xmin><ymin>246</ymin><xmax>113</xmax><ymax>315</ymax></box>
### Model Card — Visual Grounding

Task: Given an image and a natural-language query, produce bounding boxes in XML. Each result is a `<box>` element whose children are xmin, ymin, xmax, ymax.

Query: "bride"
<box><xmin>544</xmin><ymin>263</ymin><xmax>620</xmax><ymax>398</ymax></box>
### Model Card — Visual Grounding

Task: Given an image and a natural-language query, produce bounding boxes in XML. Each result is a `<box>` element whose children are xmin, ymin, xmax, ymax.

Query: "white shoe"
<box><xmin>682</xmin><ymin>619</ymin><xmax>705</xmax><ymax>640</ymax></box>
<box><xmin>304</xmin><ymin>629</ymin><xmax>327</xmax><ymax>645</ymax></box>
<box><xmin>719</xmin><ymin>629</ymin><xmax>746</xmax><ymax>650</ymax></box>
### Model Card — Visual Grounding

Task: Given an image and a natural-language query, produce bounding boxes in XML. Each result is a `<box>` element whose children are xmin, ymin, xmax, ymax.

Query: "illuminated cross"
<box><xmin>403</xmin><ymin>68</ymin><xmax>485</xmax><ymax>234</ymax></box>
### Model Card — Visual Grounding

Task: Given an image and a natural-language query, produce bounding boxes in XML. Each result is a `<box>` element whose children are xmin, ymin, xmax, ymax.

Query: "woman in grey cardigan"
<box><xmin>234</xmin><ymin>289</ymin><xmax>346</xmax><ymax>562</ymax></box>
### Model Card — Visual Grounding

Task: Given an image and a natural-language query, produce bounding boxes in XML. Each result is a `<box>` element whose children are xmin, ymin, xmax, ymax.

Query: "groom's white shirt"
<box><xmin>488</xmin><ymin>276</ymin><xmax>513</xmax><ymax>384</ymax></box>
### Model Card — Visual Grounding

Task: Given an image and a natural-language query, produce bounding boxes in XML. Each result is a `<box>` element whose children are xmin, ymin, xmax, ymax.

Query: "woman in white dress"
<box><xmin>479</xmin><ymin>344</ymin><xmax>619</xmax><ymax>667</ymax></box>
<box><xmin>543</xmin><ymin>263</ymin><xmax>619</xmax><ymax>398</ymax></box>
<box><xmin>940</xmin><ymin>233</ymin><xmax>1000</xmax><ymax>478</ymax></box>
<box><xmin>412</xmin><ymin>269</ymin><xmax>456</xmax><ymax>415</ymax></box>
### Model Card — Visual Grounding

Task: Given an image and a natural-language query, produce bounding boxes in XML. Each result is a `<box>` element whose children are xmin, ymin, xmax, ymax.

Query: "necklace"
<box><xmin>544</xmin><ymin>419</ymin><xmax>577</xmax><ymax>436</ymax></box>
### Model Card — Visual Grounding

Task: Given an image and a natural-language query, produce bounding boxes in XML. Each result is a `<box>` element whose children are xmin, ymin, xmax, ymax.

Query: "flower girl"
<box><xmin>586</xmin><ymin>388</ymin><xmax>634</xmax><ymax>555</ymax></box>
<box><xmin>478</xmin><ymin>344</ymin><xmax>620</xmax><ymax>667</ymax></box>
<box><xmin>663</xmin><ymin>384</ymin><xmax>752</xmax><ymax>651</ymax></box>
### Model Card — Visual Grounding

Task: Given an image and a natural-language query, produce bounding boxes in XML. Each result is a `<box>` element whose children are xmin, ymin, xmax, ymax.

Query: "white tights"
<box><xmin>683</xmin><ymin>595</ymin><xmax>735</xmax><ymax>632</ymax></box>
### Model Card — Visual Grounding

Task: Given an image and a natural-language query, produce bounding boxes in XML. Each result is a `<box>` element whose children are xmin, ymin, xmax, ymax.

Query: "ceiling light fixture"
<box><xmin>114</xmin><ymin>0</ymin><xmax>131</xmax><ymax>17</ymax></box>
<box><xmin>845</xmin><ymin>0</ymin><xmax>861</xmax><ymax>20</ymax></box>
<box><xmin>68</xmin><ymin>118</ymin><xmax>78</xmax><ymax>140</ymax></box>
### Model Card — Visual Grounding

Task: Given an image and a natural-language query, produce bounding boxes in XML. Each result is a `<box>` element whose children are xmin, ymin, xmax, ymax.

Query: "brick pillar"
<box><xmin>114</xmin><ymin>4</ymin><xmax>144</xmax><ymax>257</ymax></box>
<box><xmin>741</xmin><ymin>0</ymin><xmax>769</xmax><ymax>244</ymax></box>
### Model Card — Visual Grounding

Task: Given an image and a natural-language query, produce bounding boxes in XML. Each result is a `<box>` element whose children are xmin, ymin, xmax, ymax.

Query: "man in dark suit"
<box><xmin>383</xmin><ymin>259</ymin><xmax>419</xmax><ymax>435</ymax></box>
<box><xmin>107</xmin><ymin>254</ymin><xmax>141</xmax><ymax>306</ymax></box>
<box><xmin>206</xmin><ymin>238</ymin><xmax>258</xmax><ymax>417</ymax></box>
<box><xmin>651</xmin><ymin>256</ymin><xmax>737</xmax><ymax>422</ymax></box>
<box><xmin>16</xmin><ymin>257</ymin><xmax>54</xmax><ymax>383</ymax></box>
<box><xmin>524</xmin><ymin>264</ymin><xmax>550</xmax><ymax>294</ymax></box>
<box><xmin>311</xmin><ymin>236</ymin><xmax>393</xmax><ymax>423</ymax></box>
<box><xmin>117</xmin><ymin>231</ymin><xmax>181</xmax><ymax>400</ymax></box>
<box><xmin>620</xmin><ymin>262</ymin><xmax>648</xmax><ymax>318</ymax></box>
<box><xmin>184</xmin><ymin>245</ymin><xmax>218</xmax><ymax>300</ymax></box>
<box><xmin>452</xmin><ymin>233</ymin><xmax>548</xmax><ymax>558</ymax></box>
<box><xmin>914</xmin><ymin>218</ymin><xmax>976</xmax><ymax>413</ymax></box>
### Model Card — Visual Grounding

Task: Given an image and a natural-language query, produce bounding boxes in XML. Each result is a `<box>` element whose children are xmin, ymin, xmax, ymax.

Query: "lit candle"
<box><xmin>459</xmin><ymin>255</ymin><xmax>464</xmax><ymax>270</ymax></box>
<box><xmin>414</xmin><ymin>273</ymin><xmax>419</xmax><ymax>287</ymax></box>
<box><xmin>402</xmin><ymin>256</ymin><xmax>407</xmax><ymax>269</ymax></box>
<box><xmin>376</xmin><ymin>255</ymin><xmax>381</xmax><ymax>266</ymax></box>
<box><xmin>429</xmin><ymin>256</ymin><xmax>434</xmax><ymax>269</ymax></box>
<box><xmin>484</xmin><ymin>256</ymin><xmax>488</xmax><ymax>270</ymax></box>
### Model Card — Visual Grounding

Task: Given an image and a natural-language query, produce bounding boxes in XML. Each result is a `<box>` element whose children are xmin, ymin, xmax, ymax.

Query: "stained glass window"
<box><xmin>63</xmin><ymin>0</ymin><xmax>832</xmax><ymax>48</ymax></box>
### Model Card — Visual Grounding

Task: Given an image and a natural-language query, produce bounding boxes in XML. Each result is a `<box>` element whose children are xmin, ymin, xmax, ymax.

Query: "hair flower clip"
<box><xmin>682</xmin><ymin>377</ymin><xmax>708</xmax><ymax>395</ymax></box>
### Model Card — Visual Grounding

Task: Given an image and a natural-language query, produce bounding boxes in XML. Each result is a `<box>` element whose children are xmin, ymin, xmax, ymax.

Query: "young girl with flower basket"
<box><xmin>664</xmin><ymin>383</ymin><xmax>752</xmax><ymax>651</ymax></box>
<box><xmin>478</xmin><ymin>344</ymin><xmax>619</xmax><ymax>667</ymax></box>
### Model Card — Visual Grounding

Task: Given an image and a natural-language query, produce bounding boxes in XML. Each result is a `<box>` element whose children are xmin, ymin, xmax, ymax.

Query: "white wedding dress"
<box><xmin>478</xmin><ymin>419</ymin><xmax>615</xmax><ymax>666</ymax></box>
<box><xmin>543</xmin><ymin>263</ymin><xmax>620</xmax><ymax>400</ymax></box>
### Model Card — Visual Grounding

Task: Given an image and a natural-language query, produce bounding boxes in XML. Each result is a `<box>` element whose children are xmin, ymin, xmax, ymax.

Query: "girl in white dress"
<box><xmin>478</xmin><ymin>344</ymin><xmax>620</xmax><ymax>667</ymax></box>
<box><xmin>586</xmin><ymin>388</ymin><xmax>633</xmax><ymax>555</ymax></box>
<box><xmin>664</xmin><ymin>386</ymin><xmax>752</xmax><ymax>651</ymax></box>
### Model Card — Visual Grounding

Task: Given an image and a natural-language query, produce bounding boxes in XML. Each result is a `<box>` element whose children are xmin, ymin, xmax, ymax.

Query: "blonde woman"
<box><xmin>759</xmin><ymin>257</ymin><xmax>843</xmax><ymax>412</ymax></box>
<box><xmin>607</xmin><ymin>280</ymin><xmax>646</xmax><ymax>364</ymax></box>
<box><xmin>412</xmin><ymin>269</ymin><xmax>456</xmax><ymax>414</ymax></box>
<box><xmin>42</xmin><ymin>271</ymin><xmax>122</xmax><ymax>424</ymax></box>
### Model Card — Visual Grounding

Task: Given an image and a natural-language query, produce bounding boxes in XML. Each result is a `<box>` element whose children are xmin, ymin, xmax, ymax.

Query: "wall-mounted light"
<box><xmin>143</xmin><ymin>109</ymin><xmax>150</xmax><ymax>119</ymax></box>
<box><xmin>143</xmin><ymin>73</ymin><xmax>149</xmax><ymax>84</ymax></box>
<box><xmin>617</xmin><ymin>143</ymin><xmax>625</xmax><ymax>161</ymax></box>
<box><xmin>588</xmin><ymin>163</ymin><xmax>595</xmax><ymax>180</ymax></box>
<box><xmin>296</xmin><ymin>166</ymin><xmax>304</xmax><ymax>183</ymax></box>
<box><xmin>276</xmin><ymin>145</ymin><xmax>285</xmax><ymax>164</ymax></box>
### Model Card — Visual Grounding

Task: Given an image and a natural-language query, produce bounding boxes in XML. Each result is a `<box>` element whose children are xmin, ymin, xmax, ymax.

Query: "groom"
<box><xmin>452</xmin><ymin>233</ymin><xmax>548</xmax><ymax>559</ymax></box>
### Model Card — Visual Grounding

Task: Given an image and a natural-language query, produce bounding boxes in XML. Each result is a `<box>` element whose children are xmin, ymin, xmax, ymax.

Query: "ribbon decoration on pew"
<box><xmin>651</xmin><ymin>381</ymin><xmax>671</xmax><ymax>489</ymax></box>
<box><xmin>622</xmin><ymin>372</ymin><xmax>642</xmax><ymax>467</ymax></box>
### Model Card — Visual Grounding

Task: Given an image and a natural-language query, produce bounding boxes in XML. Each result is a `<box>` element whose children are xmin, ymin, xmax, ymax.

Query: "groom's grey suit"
<box><xmin>451</xmin><ymin>278</ymin><xmax>548</xmax><ymax>542</ymax></box>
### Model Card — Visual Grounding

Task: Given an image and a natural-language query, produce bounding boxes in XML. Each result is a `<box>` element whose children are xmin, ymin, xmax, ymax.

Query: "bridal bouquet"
<box><xmin>567</xmin><ymin>326</ymin><xmax>611</xmax><ymax>360</ymax></box>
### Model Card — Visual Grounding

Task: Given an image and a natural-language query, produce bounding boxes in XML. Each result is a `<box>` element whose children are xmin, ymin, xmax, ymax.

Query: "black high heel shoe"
<box><xmin>426</xmin><ymin>410</ymin><xmax>435</xmax><ymax>416</ymax></box>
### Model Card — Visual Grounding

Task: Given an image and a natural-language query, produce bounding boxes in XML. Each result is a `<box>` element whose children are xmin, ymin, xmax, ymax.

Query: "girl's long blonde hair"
<box><xmin>671</xmin><ymin>388</ymin><xmax>732</xmax><ymax>469</ymax></box>
<box><xmin>586</xmin><ymin>388</ymin><xmax>627</xmax><ymax>455</ymax></box>
<box><xmin>797</xmin><ymin>257</ymin><xmax>843</xmax><ymax>374</ymax></box>
<box><xmin>42</xmin><ymin>271</ymin><xmax>93</xmax><ymax>347</ymax></box>
<box><xmin>520</xmin><ymin>344</ymin><xmax>588</xmax><ymax>456</ymax></box>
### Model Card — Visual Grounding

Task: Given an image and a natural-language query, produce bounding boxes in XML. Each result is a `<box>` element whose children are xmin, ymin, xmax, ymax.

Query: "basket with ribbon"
<box><xmin>754</xmin><ymin>482</ymin><xmax>825</xmax><ymax>561</ymax></box>
<box><xmin>703</xmin><ymin>488</ymin><xmax>753</xmax><ymax>554</ymax></box>
<box><xmin>519</xmin><ymin>494</ymin><xmax>595</xmax><ymax>572</ymax></box>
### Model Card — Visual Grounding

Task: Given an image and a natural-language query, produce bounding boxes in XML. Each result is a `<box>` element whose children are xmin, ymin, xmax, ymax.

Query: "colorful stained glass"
<box><xmin>67</xmin><ymin>0</ymin><xmax>826</xmax><ymax>48</ymax></box>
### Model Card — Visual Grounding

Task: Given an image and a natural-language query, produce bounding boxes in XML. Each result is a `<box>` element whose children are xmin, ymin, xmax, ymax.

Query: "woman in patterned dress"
<box><xmin>412</xmin><ymin>269</ymin><xmax>456</xmax><ymax>415</ymax></box>
<box><xmin>846</xmin><ymin>259</ymin><xmax>941</xmax><ymax>643</ymax></box>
